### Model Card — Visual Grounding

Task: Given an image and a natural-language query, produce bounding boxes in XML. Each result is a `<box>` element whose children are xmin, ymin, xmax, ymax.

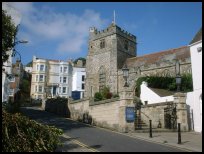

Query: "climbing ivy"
<box><xmin>135</xmin><ymin>73</ymin><xmax>193</xmax><ymax>97</ymax></box>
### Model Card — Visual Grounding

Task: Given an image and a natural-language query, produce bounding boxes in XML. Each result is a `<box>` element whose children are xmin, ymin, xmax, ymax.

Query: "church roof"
<box><xmin>126</xmin><ymin>46</ymin><xmax>190</xmax><ymax>68</ymax></box>
<box><xmin>189</xmin><ymin>27</ymin><xmax>202</xmax><ymax>45</ymax></box>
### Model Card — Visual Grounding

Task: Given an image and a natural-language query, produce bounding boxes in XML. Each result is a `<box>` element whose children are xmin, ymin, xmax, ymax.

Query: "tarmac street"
<box><xmin>20</xmin><ymin>107</ymin><xmax>202</xmax><ymax>152</ymax></box>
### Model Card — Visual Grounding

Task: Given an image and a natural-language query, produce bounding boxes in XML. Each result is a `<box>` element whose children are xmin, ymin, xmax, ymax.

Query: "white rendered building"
<box><xmin>187</xmin><ymin>28</ymin><xmax>202</xmax><ymax>132</ymax></box>
<box><xmin>30</xmin><ymin>56</ymin><xmax>73</xmax><ymax>100</ymax></box>
<box><xmin>2</xmin><ymin>2</ymin><xmax>22</xmax><ymax>102</ymax></box>
<box><xmin>72</xmin><ymin>60</ymin><xmax>86</xmax><ymax>99</ymax></box>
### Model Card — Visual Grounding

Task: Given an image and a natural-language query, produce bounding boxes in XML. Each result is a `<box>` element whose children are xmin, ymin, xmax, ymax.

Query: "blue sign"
<box><xmin>125</xmin><ymin>107</ymin><xmax>135</xmax><ymax>122</ymax></box>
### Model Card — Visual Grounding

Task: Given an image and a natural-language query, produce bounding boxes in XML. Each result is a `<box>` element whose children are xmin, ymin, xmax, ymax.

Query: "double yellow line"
<box><xmin>61</xmin><ymin>134</ymin><xmax>100</xmax><ymax>152</ymax></box>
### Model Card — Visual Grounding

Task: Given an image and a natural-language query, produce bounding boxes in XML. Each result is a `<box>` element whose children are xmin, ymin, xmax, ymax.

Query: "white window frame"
<box><xmin>35</xmin><ymin>85</ymin><xmax>38</xmax><ymax>92</ymax></box>
<box><xmin>40</xmin><ymin>65</ymin><xmax>44</xmax><ymax>71</ymax></box>
<box><xmin>36</xmin><ymin>75</ymin><xmax>39</xmax><ymax>82</ymax></box>
<box><xmin>38</xmin><ymin>85</ymin><xmax>43</xmax><ymax>93</ymax></box>
<box><xmin>60</xmin><ymin>77</ymin><xmax>62</xmax><ymax>83</ymax></box>
<box><xmin>37</xmin><ymin>65</ymin><xmax>39</xmax><ymax>71</ymax></box>
<box><xmin>64</xmin><ymin>67</ymin><xmax>68</xmax><ymax>73</ymax></box>
<box><xmin>62</xmin><ymin>87</ymin><xmax>66</xmax><ymax>94</ymax></box>
<box><xmin>82</xmin><ymin>83</ymin><xmax>85</xmax><ymax>90</ymax></box>
<box><xmin>60</xmin><ymin>67</ymin><xmax>63</xmax><ymax>73</ymax></box>
<box><xmin>63</xmin><ymin>77</ymin><xmax>67</xmax><ymax>83</ymax></box>
<box><xmin>39</xmin><ymin>75</ymin><xmax>44</xmax><ymax>82</ymax></box>
<box><xmin>59</xmin><ymin>87</ymin><xmax>61</xmax><ymax>94</ymax></box>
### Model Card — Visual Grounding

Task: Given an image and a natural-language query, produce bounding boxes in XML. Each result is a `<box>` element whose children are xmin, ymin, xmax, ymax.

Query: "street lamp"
<box><xmin>176</xmin><ymin>74</ymin><xmax>182</xmax><ymax>92</ymax></box>
<box><xmin>175</xmin><ymin>60</ymin><xmax>181</xmax><ymax>92</ymax></box>
<box><xmin>13</xmin><ymin>39</ymin><xmax>28</xmax><ymax>62</ymax></box>
<box><xmin>122</xmin><ymin>63</ymin><xmax>129</xmax><ymax>87</ymax></box>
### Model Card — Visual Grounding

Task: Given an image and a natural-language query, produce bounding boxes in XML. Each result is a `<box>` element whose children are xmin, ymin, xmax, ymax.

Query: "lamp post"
<box><xmin>122</xmin><ymin>64</ymin><xmax>129</xmax><ymax>87</ymax></box>
<box><xmin>175</xmin><ymin>60</ymin><xmax>181</xmax><ymax>92</ymax></box>
<box><xmin>13</xmin><ymin>40</ymin><xmax>28</xmax><ymax>62</ymax></box>
<box><xmin>176</xmin><ymin>74</ymin><xmax>182</xmax><ymax>92</ymax></box>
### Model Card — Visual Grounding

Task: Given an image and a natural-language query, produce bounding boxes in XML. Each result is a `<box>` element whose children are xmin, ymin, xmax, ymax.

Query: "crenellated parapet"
<box><xmin>89</xmin><ymin>23</ymin><xmax>136</xmax><ymax>43</ymax></box>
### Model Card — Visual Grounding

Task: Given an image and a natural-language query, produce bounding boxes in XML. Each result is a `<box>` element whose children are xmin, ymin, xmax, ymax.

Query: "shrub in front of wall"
<box><xmin>45</xmin><ymin>97</ymin><xmax>69</xmax><ymax>117</ymax></box>
<box><xmin>94</xmin><ymin>92</ymin><xmax>103</xmax><ymax>101</ymax></box>
<box><xmin>2</xmin><ymin>109</ymin><xmax>63</xmax><ymax>152</ymax></box>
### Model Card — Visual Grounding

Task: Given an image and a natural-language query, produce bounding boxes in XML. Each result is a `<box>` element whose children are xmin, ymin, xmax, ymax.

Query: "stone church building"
<box><xmin>69</xmin><ymin>22</ymin><xmax>192</xmax><ymax>132</ymax></box>
<box><xmin>85</xmin><ymin>23</ymin><xmax>191</xmax><ymax>98</ymax></box>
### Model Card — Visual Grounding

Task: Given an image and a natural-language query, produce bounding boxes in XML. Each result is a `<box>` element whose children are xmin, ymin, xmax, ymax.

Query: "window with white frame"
<box><xmin>82</xmin><ymin>75</ymin><xmax>85</xmax><ymax>82</ymax></box>
<box><xmin>35</xmin><ymin>85</ymin><xmax>38</xmax><ymax>92</ymax></box>
<box><xmin>63</xmin><ymin>77</ymin><xmax>67</xmax><ymax>83</ymax></box>
<box><xmin>38</xmin><ymin>85</ymin><xmax>43</xmax><ymax>93</ymax></box>
<box><xmin>36</xmin><ymin>75</ymin><xmax>39</xmax><ymax>82</ymax></box>
<box><xmin>37</xmin><ymin>65</ymin><xmax>39</xmax><ymax>71</ymax></box>
<box><xmin>60</xmin><ymin>77</ymin><xmax>62</xmax><ymax>83</ymax></box>
<box><xmin>60</xmin><ymin>67</ymin><xmax>63</xmax><ymax>73</ymax></box>
<box><xmin>40</xmin><ymin>65</ymin><xmax>44</xmax><ymax>71</ymax></box>
<box><xmin>59</xmin><ymin>87</ymin><xmax>61</xmax><ymax>94</ymax></box>
<box><xmin>82</xmin><ymin>83</ymin><xmax>85</xmax><ymax>90</ymax></box>
<box><xmin>39</xmin><ymin>75</ymin><xmax>44</xmax><ymax>82</ymax></box>
<box><xmin>64</xmin><ymin>67</ymin><xmax>68</xmax><ymax>73</ymax></box>
<box><xmin>62</xmin><ymin>87</ymin><xmax>66</xmax><ymax>94</ymax></box>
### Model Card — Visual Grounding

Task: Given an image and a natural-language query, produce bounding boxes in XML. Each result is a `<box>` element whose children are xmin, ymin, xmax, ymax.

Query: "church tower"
<box><xmin>85</xmin><ymin>23</ymin><xmax>137</xmax><ymax>98</ymax></box>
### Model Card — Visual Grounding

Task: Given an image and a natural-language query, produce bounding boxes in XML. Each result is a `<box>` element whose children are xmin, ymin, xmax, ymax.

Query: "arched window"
<box><xmin>99</xmin><ymin>66</ymin><xmax>106</xmax><ymax>92</ymax></box>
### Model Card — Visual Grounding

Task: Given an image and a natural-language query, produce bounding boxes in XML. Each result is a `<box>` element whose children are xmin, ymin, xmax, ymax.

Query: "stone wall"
<box><xmin>89</xmin><ymin>98</ymin><xmax>120</xmax><ymax>131</ymax></box>
<box><xmin>141</xmin><ymin>102</ymin><xmax>170</xmax><ymax>129</ymax></box>
<box><xmin>68</xmin><ymin>98</ymin><xmax>89</xmax><ymax>121</ymax></box>
<box><xmin>68</xmin><ymin>95</ymin><xmax>135</xmax><ymax>132</ymax></box>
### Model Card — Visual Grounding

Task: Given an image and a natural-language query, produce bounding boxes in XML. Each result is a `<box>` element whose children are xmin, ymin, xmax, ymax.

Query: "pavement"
<box><xmin>127</xmin><ymin>131</ymin><xmax>202</xmax><ymax>152</ymax></box>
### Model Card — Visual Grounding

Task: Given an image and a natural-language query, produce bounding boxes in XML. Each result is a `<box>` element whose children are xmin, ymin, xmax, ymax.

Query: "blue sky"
<box><xmin>9</xmin><ymin>2</ymin><xmax>202</xmax><ymax>65</ymax></box>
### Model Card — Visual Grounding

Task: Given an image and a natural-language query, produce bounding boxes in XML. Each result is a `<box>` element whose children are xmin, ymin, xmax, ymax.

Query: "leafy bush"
<box><xmin>94</xmin><ymin>92</ymin><xmax>103</xmax><ymax>101</ymax></box>
<box><xmin>45</xmin><ymin>97</ymin><xmax>70</xmax><ymax>117</ymax></box>
<box><xmin>136</xmin><ymin>73</ymin><xmax>193</xmax><ymax>97</ymax></box>
<box><xmin>2</xmin><ymin>109</ymin><xmax>63</xmax><ymax>152</ymax></box>
<box><xmin>101</xmin><ymin>86</ymin><xmax>110</xmax><ymax>99</ymax></box>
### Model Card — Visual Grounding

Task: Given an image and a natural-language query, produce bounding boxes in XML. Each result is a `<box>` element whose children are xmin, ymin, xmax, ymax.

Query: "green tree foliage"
<box><xmin>2</xmin><ymin>109</ymin><xmax>63</xmax><ymax>152</ymax></box>
<box><xmin>2</xmin><ymin>10</ymin><xmax>17</xmax><ymax>66</ymax></box>
<box><xmin>26</xmin><ymin>61</ymin><xmax>33</xmax><ymax>67</ymax></box>
<box><xmin>74</xmin><ymin>57</ymin><xmax>86</xmax><ymax>66</ymax></box>
<box><xmin>136</xmin><ymin>74</ymin><xmax>193</xmax><ymax>97</ymax></box>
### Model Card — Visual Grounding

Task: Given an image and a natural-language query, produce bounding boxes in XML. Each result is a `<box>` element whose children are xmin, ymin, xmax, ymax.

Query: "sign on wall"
<box><xmin>125</xmin><ymin>107</ymin><xmax>135</xmax><ymax>122</ymax></box>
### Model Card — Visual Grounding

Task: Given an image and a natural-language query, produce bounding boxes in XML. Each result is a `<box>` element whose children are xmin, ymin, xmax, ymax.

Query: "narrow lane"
<box><xmin>20</xmin><ymin>107</ymin><xmax>186</xmax><ymax>152</ymax></box>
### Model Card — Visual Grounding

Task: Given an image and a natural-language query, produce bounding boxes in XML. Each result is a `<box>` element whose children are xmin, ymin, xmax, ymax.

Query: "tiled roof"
<box><xmin>189</xmin><ymin>27</ymin><xmax>202</xmax><ymax>44</ymax></box>
<box><xmin>126</xmin><ymin>46</ymin><xmax>190</xmax><ymax>68</ymax></box>
<box><xmin>149</xmin><ymin>87</ymin><xmax>175</xmax><ymax>97</ymax></box>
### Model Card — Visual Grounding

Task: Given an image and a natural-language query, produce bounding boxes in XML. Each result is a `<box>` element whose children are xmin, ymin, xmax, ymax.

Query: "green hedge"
<box><xmin>45</xmin><ymin>97</ymin><xmax>70</xmax><ymax>117</ymax></box>
<box><xmin>2</xmin><ymin>109</ymin><xmax>63</xmax><ymax>152</ymax></box>
<box><xmin>136</xmin><ymin>74</ymin><xmax>193</xmax><ymax>97</ymax></box>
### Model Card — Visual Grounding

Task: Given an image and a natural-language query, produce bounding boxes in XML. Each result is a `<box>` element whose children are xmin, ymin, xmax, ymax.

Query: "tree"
<box><xmin>2</xmin><ymin>10</ymin><xmax>18</xmax><ymax>66</ymax></box>
<box><xmin>26</xmin><ymin>61</ymin><xmax>33</xmax><ymax>67</ymax></box>
<box><xmin>74</xmin><ymin>57</ymin><xmax>86</xmax><ymax>66</ymax></box>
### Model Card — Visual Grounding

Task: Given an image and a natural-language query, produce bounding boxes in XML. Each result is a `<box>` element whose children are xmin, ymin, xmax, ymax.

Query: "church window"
<box><xmin>99</xmin><ymin>66</ymin><xmax>106</xmax><ymax>91</ymax></box>
<box><xmin>124</xmin><ymin>40</ymin><xmax>129</xmax><ymax>50</ymax></box>
<box><xmin>100</xmin><ymin>39</ymin><xmax>105</xmax><ymax>49</ymax></box>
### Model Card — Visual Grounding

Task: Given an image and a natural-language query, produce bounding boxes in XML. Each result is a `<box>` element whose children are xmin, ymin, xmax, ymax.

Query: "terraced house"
<box><xmin>30</xmin><ymin>56</ymin><xmax>73</xmax><ymax>100</ymax></box>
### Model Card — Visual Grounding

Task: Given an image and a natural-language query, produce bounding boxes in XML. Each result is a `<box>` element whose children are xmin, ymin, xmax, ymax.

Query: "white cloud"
<box><xmin>9</xmin><ymin>2</ymin><xmax>108</xmax><ymax>54</ymax></box>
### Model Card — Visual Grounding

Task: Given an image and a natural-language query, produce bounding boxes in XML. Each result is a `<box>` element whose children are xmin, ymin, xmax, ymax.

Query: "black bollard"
<box><xmin>149</xmin><ymin>120</ymin><xmax>152</xmax><ymax>138</ymax></box>
<box><xmin>178</xmin><ymin>123</ymin><xmax>181</xmax><ymax>144</ymax></box>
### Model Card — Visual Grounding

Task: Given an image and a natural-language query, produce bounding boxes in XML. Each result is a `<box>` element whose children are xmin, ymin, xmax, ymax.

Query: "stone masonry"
<box><xmin>85</xmin><ymin>23</ymin><xmax>137</xmax><ymax>98</ymax></box>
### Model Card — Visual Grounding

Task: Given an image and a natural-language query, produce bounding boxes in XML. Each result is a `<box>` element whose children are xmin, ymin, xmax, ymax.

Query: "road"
<box><xmin>20</xmin><ymin>107</ymin><xmax>187</xmax><ymax>152</ymax></box>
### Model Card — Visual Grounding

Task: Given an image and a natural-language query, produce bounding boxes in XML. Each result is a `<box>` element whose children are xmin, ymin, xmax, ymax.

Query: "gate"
<box><xmin>164</xmin><ymin>102</ymin><xmax>177</xmax><ymax>129</ymax></box>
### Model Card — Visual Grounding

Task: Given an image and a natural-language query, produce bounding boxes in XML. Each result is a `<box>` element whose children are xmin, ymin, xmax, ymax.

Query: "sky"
<box><xmin>8</xmin><ymin>2</ymin><xmax>202</xmax><ymax>65</ymax></box>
